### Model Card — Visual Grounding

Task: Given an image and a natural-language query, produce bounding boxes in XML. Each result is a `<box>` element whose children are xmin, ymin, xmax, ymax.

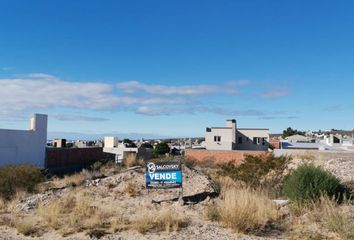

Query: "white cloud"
<box><xmin>2</xmin><ymin>73</ymin><xmax>286</xmax><ymax>120</ymax></box>
<box><xmin>260</xmin><ymin>88</ymin><xmax>289</xmax><ymax>98</ymax></box>
<box><xmin>136</xmin><ymin>106</ymin><xmax>189</xmax><ymax>116</ymax></box>
<box><xmin>135</xmin><ymin>106</ymin><xmax>265</xmax><ymax>116</ymax></box>
<box><xmin>140</xmin><ymin>97</ymin><xmax>186</xmax><ymax>105</ymax></box>
<box><xmin>0</xmin><ymin>74</ymin><xmax>191</xmax><ymax>118</ymax></box>
<box><xmin>116</xmin><ymin>80</ymin><xmax>246</xmax><ymax>96</ymax></box>
<box><xmin>0</xmin><ymin>76</ymin><xmax>122</xmax><ymax>117</ymax></box>
<box><xmin>224</xmin><ymin>80</ymin><xmax>250</xmax><ymax>86</ymax></box>
<box><xmin>25</xmin><ymin>73</ymin><xmax>57</xmax><ymax>79</ymax></box>
<box><xmin>53</xmin><ymin>114</ymin><xmax>110</xmax><ymax>122</ymax></box>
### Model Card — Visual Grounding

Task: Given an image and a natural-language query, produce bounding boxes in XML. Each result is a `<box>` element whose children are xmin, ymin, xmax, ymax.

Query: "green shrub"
<box><xmin>153</xmin><ymin>142</ymin><xmax>170</xmax><ymax>155</ymax></box>
<box><xmin>218</xmin><ymin>154</ymin><xmax>290</xmax><ymax>189</ymax></box>
<box><xmin>0</xmin><ymin>164</ymin><xmax>44</xmax><ymax>200</ymax></box>
<box><xmin>283</xmin><ymin>164</ymin><xmax>345</xmax><ymax>203</ymax></box>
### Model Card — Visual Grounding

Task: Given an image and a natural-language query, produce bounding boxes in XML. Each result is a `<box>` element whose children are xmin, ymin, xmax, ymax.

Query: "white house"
<box><xmin>103</xmin><ymin>136</ymin><xmax>138</xmax><ymax>163</ymax></box>
<box><xmin>236</xmin><ymin>128</ymin><xmax>270</xmax><ymax>151</ymax></box>
<box><xmin>0</xmin><ymin>114</ymin><xmax>48</xmax><ymax>167</ymax></box>
<box><xmin>204</xmin><ymin>119</ymin><xmax>269</xmax><ymax>151</ymax></box>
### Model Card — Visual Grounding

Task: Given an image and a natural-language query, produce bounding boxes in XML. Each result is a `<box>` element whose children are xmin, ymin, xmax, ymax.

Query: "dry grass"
<box><xmin>287</xmin><ymin>195</ymin><xmax>354</xmax><ymax>240</ymax></box>
<box><xmin>131</xmin><ymin>207</ymin><xmax>189</xmax><ymax>233</ymax></box>
<box><xmin>14</xmin><ymin>217</ymin><xmax>40</xmax><ymax>236</ymax></box>
<box><xmin>0</xmin><ymin>198</ymin><xmax>7</xmax><ymax>212</ymax></box>
<box><xmin>214</xmin><ymin>175</ymin><xmax>243</xmax><ymax>191</ymax></box>
<box><xmin>37</xmin><ymin>193</ymin><xmax>97</xmax><ymax>233</ymax></box>
<box><xmin>36</xmin><ymin>189</ymin><xmax>187</xmax><ymax>236</ymax></box>
<box><xmin>63</xmin><ymin>172</ymin><xmax>85</xmax><ymax>187</ymax></box>
<box><xmin>123</xmin><ymin>182</ymin><xmax>138</xmax><ymax>197</ymax></box>
<box><xmin>110</xmin><ymin>208</ymin><xmax>130</xmax><ymax>232</ymax></box>
<box><xmin>208</xmin><ymin>186</ymin><xmax>278</xmax><ymax>234</ymax></box>
<box><xmin>124</xmin><ymin>154</ymin><xmax>145</xmax><ymax>169</ymax></box>
<box><xmin>296</xmin><ymin>151</ymin><xmax>316</xmax><ymax>162</ymax></box>
<box><xmin>309</xmin><ymin>196</ymin><xmax>354</xmax><ymax>240</ymax></box>
<box><xmin>5</xmin><ymin>190</ymin><xmax>29</xmax><ymax>214</ymax></box>
<box><xmin>98</xmin><ymin>161</ymin><xmax>123</xmax><ymax>176</ymax></box>
<box><xmin>124</xmin><ymin>153</ymin><xmax>138</xmax><ymax>168</ymax></box>
<box><xmin>38</xmin><ymin>195</ymin><xmax>73</xmax><ymax>229</ymax></box>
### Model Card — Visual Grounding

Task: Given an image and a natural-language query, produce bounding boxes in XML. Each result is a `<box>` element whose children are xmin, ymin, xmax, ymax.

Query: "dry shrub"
<box><xmin>124</xmin><ymin>153</ymin><xmax>138</xmax><ymax>168</ymax></box>
<box><xmin>218</xmin><ymin>154</ymin><xmax>291</xmax><ymax>189</ymax></box>
<box><xmin>184</xmin><ymin>156</ymin><xmax>199</xmax><ymax>168</ymax></box>
<box><xmin>64</xmin><ymin>172</ymin><xmax>85</xmax><ymax>187</ymax></box>
<box><xmin>0</xmin><ymin>164</ymin><xmax>44</xmax><ymax>200</ymax></box>
<box><xmin>0</xmin><ymin>214</ymin><xmax>14</xmax><ymax>227</ymax></box>
<box><xmin>0</xmin><ymin>198</ymin><xmax>7</xmax><ymax>212</ymax></box>
<box><xmin>131</xmin><ymin>207</ymin><xmax>189</xmax><ymax>233</ymax></box>
<box><xmin>209</xmin><ymin>187</ymin><xmax>278</xmax><ymax>234</ymax></box>
<box><xmin>98</xmin><ymin>161</ymin><xmax>123</xmax><ymax>176</ymax></box>
<box><xmin>123</xmin><ymin>182</ymin><xmax>138</xmax><ymax>197</ymax></box>
<box><xmin>124</xmin><ymin>154</ymin><xmax>144</xmax><ymax>169</ymax></box>
<box><xmin>14</xmin><ymin>218</ymin><xmax>39</xmax><ymax>236</ymax></box>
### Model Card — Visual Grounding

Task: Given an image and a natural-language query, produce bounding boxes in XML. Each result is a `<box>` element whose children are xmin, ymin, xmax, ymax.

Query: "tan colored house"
<box><xmin>204</xmin><ymin>119</ymin><xmax>269</xmax><ymax>151</ymax></box>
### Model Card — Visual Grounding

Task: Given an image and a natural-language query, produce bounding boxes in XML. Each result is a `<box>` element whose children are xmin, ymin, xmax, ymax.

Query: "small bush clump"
<box><xmin>0</xmin><ymin>165</ymin><xmax>44</xmax><ymax>200</ymax></box>
<box><xmin>14</xmin><ymin>218</ymin><xmax>40</xmax><ymax>236</ymax></box>
<box><xmin>63</xmin><ymin>172</ymin><xmax>85</xmax><ymax>187</ymax></box>
<box><xmin>283</xmin><ymin>164</ymin><xmax>346</xmax><ymax>203</ymax></box>
<box><xmin>218</xmin><ymin>154</ymin><xmax>290</xmax><ymax>188</ymax></box>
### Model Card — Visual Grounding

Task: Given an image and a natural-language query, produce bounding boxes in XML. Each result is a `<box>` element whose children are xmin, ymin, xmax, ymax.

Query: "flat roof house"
<box><xmin>205</xmin><ymin>119</ymin><xmax>269</xmax><ymax>151</ymax></box>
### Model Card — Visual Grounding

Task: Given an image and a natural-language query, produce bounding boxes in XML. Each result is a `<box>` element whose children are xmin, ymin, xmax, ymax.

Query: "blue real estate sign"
<box><xmin>146</xmin><ymin>161</ymin><xmax>182</xmax><ymax>189</ymax></box>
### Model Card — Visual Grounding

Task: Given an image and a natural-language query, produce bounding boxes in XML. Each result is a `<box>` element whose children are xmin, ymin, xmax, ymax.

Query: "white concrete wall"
<box><xmin>0</xmin><ymin>114</ymin><xmax>47</xmax><ymax>168</ymax></box>
<box><xmin>104</xmin><ymin>136</ymin><xmax>118</xmax><ymax>148</ymax></box>
<box><xmin>205</xmin><ymin>128</ymin><xmax>234</xmax><ymax>150</ymax></box>
<box><xmin>236</xmin><ymin>129</ymin><xmax>269</xmax><ymax>151</ymax></box>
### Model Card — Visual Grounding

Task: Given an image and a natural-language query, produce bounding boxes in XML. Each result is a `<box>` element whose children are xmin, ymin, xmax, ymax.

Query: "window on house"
<box><xmin>238</xmin><ymin>137</ymin><xmax>242</xmax><ymax>144</ymax></box>
<box><xmin>253</xmin><ymin>137</ymin><xmax>266</xmax><ymax>145</ymax></box>
<box><xmin>214</xmin><ymin>136</ymin><xmax>221</xmax><ymax>142</ymax></box>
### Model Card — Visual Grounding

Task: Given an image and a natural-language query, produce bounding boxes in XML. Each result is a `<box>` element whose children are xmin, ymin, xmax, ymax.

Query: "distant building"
<box><xmin>74</xmin><ymin>140</ymin><xmax>96</xmax><ymax>148</ymax></box>
<box><xmin>0</xmin><ymin>114</ymin><xmax>47</xmax><ymax>167</ymax></box>
<box><xmin>53</xmin><ymin>138</ymin><xmax>66</xmax><ymax>148</ymax></box>
<box><xmin>280</xmin><ymin>133</ymin><xmax>354</xmax><ymax>151</ymax></box>
<box><xmin>285</xmin><ymin>134</ymin><xmax>314</xmax><ymax>143</ymax></box>
<box><xmin>103</xmin><ymin>136</ymin><xmax>138</xmax><ymax>163</ymax></box>
<box><xmin>204</xmin><ymin>119</ymin><xmax>269</xmax><ymax>151</ymax></box>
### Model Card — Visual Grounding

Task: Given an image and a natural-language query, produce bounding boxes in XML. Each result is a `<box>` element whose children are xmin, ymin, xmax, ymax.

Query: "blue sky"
<box><xmin>0</xmin><ymin>0</ymin><xmax>354</xmax><ymax>138</ymax></box>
